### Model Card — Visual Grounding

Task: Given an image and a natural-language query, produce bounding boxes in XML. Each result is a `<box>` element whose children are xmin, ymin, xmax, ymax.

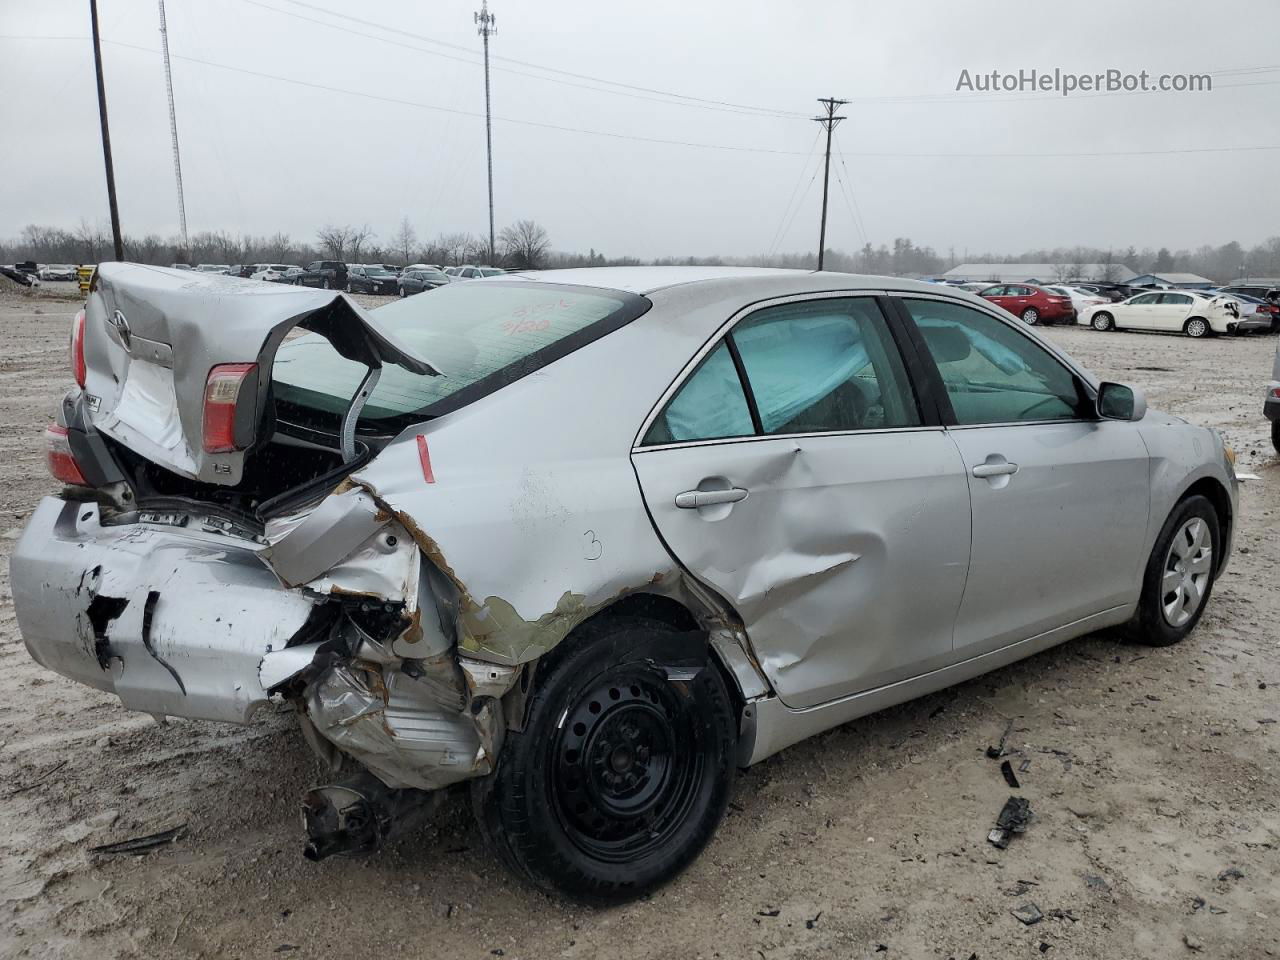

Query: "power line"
<box><xmin>11</xmin><ymin>35</ymin><xmax>1280</xmax><ymax>161</ymax></box>
<box><xmin>766</xmin><ymin>129</ymin><xmax>823</xmax><ymax>257</ymax></box>
<box><xmin>263</xmin><ymin>0</ymin><xmax>809</xmax><ymax>119</ymax></box>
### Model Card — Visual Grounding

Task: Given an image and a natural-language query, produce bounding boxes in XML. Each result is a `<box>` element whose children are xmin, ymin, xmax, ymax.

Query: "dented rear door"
<box><xmin>632</xmin><ymin>294</ymin><xmax>972</xmax><ymax>710</ymax></box>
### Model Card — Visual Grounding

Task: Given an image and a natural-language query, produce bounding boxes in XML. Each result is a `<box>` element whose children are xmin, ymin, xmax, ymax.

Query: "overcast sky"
<box><xmin>2</xmin><ymin>0</ymin><xmax>1278</xmax><ymax>259</ymax></box>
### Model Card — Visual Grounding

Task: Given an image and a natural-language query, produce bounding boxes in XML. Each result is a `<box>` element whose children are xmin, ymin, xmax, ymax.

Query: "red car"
<box><xmin>976</xmin><ymin>283</ymin><xmax>1074</xmax><ymax>325</ymax></box>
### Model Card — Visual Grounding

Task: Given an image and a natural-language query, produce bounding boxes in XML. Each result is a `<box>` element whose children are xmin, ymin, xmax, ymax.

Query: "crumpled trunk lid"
<box><xmin>84</xmin><ymin>263</ymin><xmax>438</xmax><ymax>486</ymax></box>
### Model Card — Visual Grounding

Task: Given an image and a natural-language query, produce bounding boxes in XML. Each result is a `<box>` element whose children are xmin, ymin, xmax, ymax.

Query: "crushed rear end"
<box><xmin>11</xmin><ymin>264</ymin><xmax>521</xmax><ymax>856</ymax></box>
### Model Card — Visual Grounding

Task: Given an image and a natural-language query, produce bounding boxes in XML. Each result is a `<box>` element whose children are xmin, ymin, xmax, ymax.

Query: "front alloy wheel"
<box><xmin>1161</xmin><ymin>516</ymin><xmax>1213</xmax><ymax>628</ymax></box>
<box><xmin>1021</xmin><ymin>307</ymin><xmax>1039</xmax><ymax>325</ymax></box>
<box><xmin>1092</xmin><ymin>312</ymin><xmax>1114</xmax><ymax>332</ymax></box>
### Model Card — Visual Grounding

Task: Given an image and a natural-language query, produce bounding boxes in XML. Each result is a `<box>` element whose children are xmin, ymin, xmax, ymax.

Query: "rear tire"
<box><xmin>321</xmin><ymin>278</ymin><xmax>330</xmax><ymax>290</ymax></box>
<box><xmin>1021</xmin><ymin>307</ymin><xmax>1040</xmax><ymax>325</ymax></box>
<box><xmin>398</xmin><ymin>285</ymin><xmax>406</xmax><ymax>298</ymax></box>
<box><xmin>1185</xmin><ymin>317</ymin><xmax>1210</xmax><ymax>338</ymax></box>
<box><xmin>1091</xmin><ymin>312</ymin><xmax>1114</xmax><ymax>332</ymax></box>
<box><xmin>1125</xmin><ymin>494</ymin><xmax>1220</xmax><ymax>647</ymax></box>
<box><xmin>1271</xmin><ymin>419</ymin><xmax>1280</xmax><ymax>455</ymax></box>
<box><xmin>473</xmin><ymin>617</ymin><xmax>737</xmax><ymax>905</ymax></box>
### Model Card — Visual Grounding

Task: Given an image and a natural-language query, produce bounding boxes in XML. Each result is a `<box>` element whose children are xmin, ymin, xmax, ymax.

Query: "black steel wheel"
<box><xmin>473</xmin><ymin>616</ymin><xmax>737</xmax><ymax>904</ymax></box>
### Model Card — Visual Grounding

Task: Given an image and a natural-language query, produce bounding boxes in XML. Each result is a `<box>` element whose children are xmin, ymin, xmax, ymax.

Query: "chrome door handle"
<box><xmin>972</xmin><ymin>461</ymin><xmax>1019</xmax><ymax>478</ymax></box>
<box><xmin>674</xmin><ymin>487</ymin><xmax>749</xmax><ymax>509</ymax></box>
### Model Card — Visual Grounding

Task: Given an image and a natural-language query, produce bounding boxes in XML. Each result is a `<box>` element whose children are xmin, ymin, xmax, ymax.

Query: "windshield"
<box><xmin>365</xmin><ymin>267</ymin><xmax>394</xmax><ymax>277</ymax></box>
<box><xmin>272</xmin><ymin>281</ymin><xmax>648</xmax><ymax>429</ymax></box>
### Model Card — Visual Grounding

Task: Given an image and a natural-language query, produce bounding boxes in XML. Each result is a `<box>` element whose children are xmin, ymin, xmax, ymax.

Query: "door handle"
<box><xmin>972</xmin><ymin>461</ymin><xmax>1019</xmax><ymax>478</ymax></box>
<box><xmin>674</xmin><ymin>487</ymin><xmax>749</xmax><ymax>509</ymax></box>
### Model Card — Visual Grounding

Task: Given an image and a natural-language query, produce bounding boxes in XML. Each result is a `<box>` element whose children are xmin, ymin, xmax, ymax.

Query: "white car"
<box><xmin>250</xmin><ymin>263</ymin><xmax>293</xmax><ymax>282</ymax></box>
<box><xmin>1044</xmin><ymin>285</ymin><xmax>1110</xmax><ymax>324</ymax></box>
<box><xmin>1082</xmin><ymin>289</ymin><xmax>1268</xmax><ymax>337</ymax></box>
<box><xmin>37</xmin><ymin>264</ymin><xmax>77</xmax><ymax>282</ymax></box>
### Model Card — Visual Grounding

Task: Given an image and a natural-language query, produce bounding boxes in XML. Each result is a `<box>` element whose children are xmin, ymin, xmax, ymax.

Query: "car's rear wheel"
<box><xmin>398</xmin><ymin>285</ymin><xmax>406</xmax><ymax>298</ymax></box>
<box><xmin>1020</xmin><ymin>307</ymin><xmax>1040</xmax><ymax>325</ymax></box>
<box><xmin>1091</xmin><ymin>312</ymin><xmax>1114</xmax><ymax>331</ymax></box>
<box><xmin>321</xmin><ymin>278</ymin><xmax>330</xmax><ymax>290</ymax></box>
<box><xmin>1272</xmin><ymin>419</ymin><xmax>1280</xmax><ymax>455</ymax></box>
<box><xmin>1125</xmin><ymin>494</ymin><xmax>1220</xmax><ymax>646</ymax></box>
<box><xmin>473</xmin><ymin>617</ymin><xmax>737</xmax><ymax>904</ymax></box>
<box><xmin>1185</xmin><ymin>317</ymin><xmax>1210</xmax><ymax>338</ymax></box>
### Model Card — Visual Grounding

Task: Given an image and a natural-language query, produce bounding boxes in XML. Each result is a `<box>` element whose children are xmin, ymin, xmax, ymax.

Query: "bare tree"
<box><xmin>437</xmin><ymin>232</ymin><xmax>470</xmax><ymax>266</ymax></box>
<box><xmin>75</xmin><ymin>218</ymin><xmax>107</xmax><ymax>263</ymax></box>
<box><xmin>498</xmin><ymin>220</ymin><xmax>551</xmax><ymax>270</ymax></box>
<box><xmin>390</xmin><ymin>217</ymin><xmax>417</xmax><ymax>265</ymax></box>
<box><xmin>1052</xmin><ymin>263</ymin><xmax>1071</xmax><ymax>282</ymax></box>
<box><xmin>265</xmin><ymin>232</ymin><xmax>294</xmax><ymax>262</ymax></box>
<box><xmin>349</xmin><ymin>224</ymin><xmax>375</xmax><ymax>262</ymax></box>
<box><xmin>316</xmin><ymin>224</ymin><xmax>352</xmax><ymax>260</ymax></box>
<box><xmin>462</xmin><ymin>233</ymin><xmax>490</xmax><ymax>264</ymax></box>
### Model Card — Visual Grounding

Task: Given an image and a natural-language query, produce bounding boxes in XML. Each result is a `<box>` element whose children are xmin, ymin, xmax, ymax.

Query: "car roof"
<box><xmin>496</xmin><ymin>265</ymin><xmax>958</xmax><ymax>296</ymax></box>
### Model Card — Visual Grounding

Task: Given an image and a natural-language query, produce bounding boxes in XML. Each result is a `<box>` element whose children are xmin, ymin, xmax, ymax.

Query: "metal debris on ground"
<box><xmin>986</xmin><ymin>719</ymin><xmax>1014</xmax><ymax>758</ymax></box>
<box><xmin>1000</xmin><ymin>760</ymin><xmax>1021</xmax><ymax>788</ymax></box>
<box><xmin>1217</xmin><ymin>867</ymin><xmax>1244</xmax><ymax>881</ymax></box>
<box><xmin>1047</xmin><ymin>909</ymin><xmax>1078</xmax><ymax>922</ymax></box>
<box><xmin>988</xmin><ymin>796</ymin><xmax>1032</xmax><ymax>849</ymax></box>
<box><xmin>1011</xmin><ymin>902</ymin><xmax>1044</xmax><ymax>925</ymax></box>
<box><xmin>88</xmin><ymin>824</ymin><xmax>186</xmax><ymax>856</ymax></box>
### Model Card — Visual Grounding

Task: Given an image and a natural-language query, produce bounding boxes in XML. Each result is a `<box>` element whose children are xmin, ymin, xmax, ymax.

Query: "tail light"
<box><xmin>202</xmin><ymin>363</ymin><xmax>257</xmax><ymax>453</ymax></box>
<box><xmin>70</xmin><ymin>309</ymin><xmax>86</xmax><ymax>388</ymax></box>
<box><xmin>1272</xmin><ymin>387</ymin><xmax>1280</xmax><ymax>399</ymax></box>
<box><xmin>45</xmin><ymin>424</ymin><xmax>89</xmax><ymax>486</ymax></box>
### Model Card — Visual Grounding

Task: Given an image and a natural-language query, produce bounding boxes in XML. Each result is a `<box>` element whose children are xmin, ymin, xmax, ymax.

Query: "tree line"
<box><xmin>5</xmin><ymin>219</ymin><xmax>1279</xmax><ymax>283</ymax></box>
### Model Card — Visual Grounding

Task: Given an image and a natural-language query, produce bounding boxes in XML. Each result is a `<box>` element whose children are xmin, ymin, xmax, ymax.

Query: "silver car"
<box><xmin>13</xmin><ymin>264</ymin><xmax>1236</xmax><ymax>903</ymax></box>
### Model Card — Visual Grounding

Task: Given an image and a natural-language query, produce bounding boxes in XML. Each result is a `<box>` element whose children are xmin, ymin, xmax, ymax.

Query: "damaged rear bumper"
<box><xmin>11</xmin><ymin>496</ymin><xmax>506</xmax><ymax>795</ymax></box>
<box><xmin>11</xmin><ymin>497</ymin><xmax>317</xmax><ymax>723</ymax></box>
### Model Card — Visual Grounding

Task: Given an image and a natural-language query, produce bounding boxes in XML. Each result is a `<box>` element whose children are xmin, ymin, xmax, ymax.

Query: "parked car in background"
<box><xmin>37</xmin><ymin>264</ymin><xmax>77</xmax><ymax>281</ymax></box>
<box><xmin>956</xmin><ymin>281</ymin><xmax>993</xmax><ymax>293</ymax></box>
<box><xmin>294</xmin><ymin>261</ymin><xmax>349</xmax><ymax>289</ymax></box>
<box><xmin>195</xmin><ymin>264</ymin><xmax>231</xmax><ymax>274</ymax></box>
<box><xmin>1044</xmin><ymin>285</ymin><xmax>1111</xmax><ymax>323</ymax></box>
<box><xmin>451</xmin><ymin>265</ymin><xmax>508</xmax><ymax>280</ymax></box>
<box><xmin>442</xmin><ymin>266</ymin><xmax>461</xmax><ymax>279</ymax></box>
<box><xmin>281</xmin><ymin>267</ymin><xmax>306</xmax><ymax>284</ymax></box>
<box><xmin>1083</xmin><ymin>290</ymin><xmax>1265</xmax><ymax>336</ymax></box>
<box><xmin>1266</xmin><ymin>340</ymin><xmax>1280</xmax><ymax>452</ymax></box>
<box><xmin>1222</xmin><ymin>292</ymin><xmax>1280</xmax><ymax>332</ymax></box>
<box><xmin>250</xmin><ymin>264</ymin><xmax>294</xmax><ymax>283</ymax></box>
<box><xmin>402</xmin><ymin>263</ymin><xmax>441</xmax><ymax>273</ymax></box>
<box><xmin>1</xmin><ymin>265</ymin><xmax>40</xmax><ymax>287</ymax></box>
<box><xmin>398</xmin><ymin>266</ymin><xmax>451</xmax><ymax>297</ymax></box>
<box><xmin>169</xmin><ymin>263</ymin><xmax>193</xmax><ymax>270</ymax></box>
<box><xmin>12</xmin><ymin>265</ymin><xmax>1238</xmax><ymax>903</ymax></box>
<box><xmin>1074</xmin><ymin>282</ymin><xmax>1136</xmax><ymax>302</ymax></box>
<box><xmin>345</xmin><ymin>264</ymin><xmax>399</xmax><ymax>295</ymax></box>
<box><xmin>977</xmin><ymin>283</ymin><xmax>1074</xmax><ymax>325</ymax></box>
<box><xmin>1219</xmin><ymin>284</ymin><xmax>1280</xmax><ymax>305</ymax></box>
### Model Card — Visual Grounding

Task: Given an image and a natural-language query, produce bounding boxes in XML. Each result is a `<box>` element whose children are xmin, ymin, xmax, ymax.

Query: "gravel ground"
<box><xmin>0</xmin><ymin>290</ymin><xmax>1277</xmax><ymax>960</ymax></box>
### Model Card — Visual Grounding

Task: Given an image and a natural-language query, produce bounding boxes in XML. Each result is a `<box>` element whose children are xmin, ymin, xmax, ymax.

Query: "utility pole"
<box><xmin>90</xmin><ymin>0</ymin><xmax>124</xmax><ymax>261</ymax></box>
<box><xmin>811</xmin><ymin>97</ymin><xmax>847</xmax><ymax>271</ymax></box>
<box><xmin>475</xmin><ymin>0</ymin><xmax>497</xmax><ymax>264</ymax></box>
<box><xmin>157</xmin><ymin>0</ymin><xmax>188</xmax><ymax>254</ymax></box>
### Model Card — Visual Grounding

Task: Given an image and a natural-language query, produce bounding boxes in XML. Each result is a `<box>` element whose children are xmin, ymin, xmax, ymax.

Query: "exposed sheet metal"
<box><xmin>12</xmin><ymin>497</ymin><xmax>316</xmax><ymax>723</ymax></box>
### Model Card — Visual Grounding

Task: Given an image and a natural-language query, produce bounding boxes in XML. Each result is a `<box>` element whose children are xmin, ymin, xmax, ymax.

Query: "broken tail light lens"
<box><xmin>202</xmin><ymin>363</ymin><xmax>257</xmax><ymax>453</ymax></box>
<box><xmin>70</xmin><ymin>309</ymin><xmax>86</xmax><ymax>388</ymax></box>
<box><xmin>46</xmin><ymin>424</ymin><xmax>89</xmax><ymax>486</ymax></box>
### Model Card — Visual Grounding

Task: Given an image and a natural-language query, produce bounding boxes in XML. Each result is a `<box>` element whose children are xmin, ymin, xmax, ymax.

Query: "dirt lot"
<box><xmin>1</xmin><ymin>284</ymin><xmax>1277</xmax><ymax>960</ymax></box>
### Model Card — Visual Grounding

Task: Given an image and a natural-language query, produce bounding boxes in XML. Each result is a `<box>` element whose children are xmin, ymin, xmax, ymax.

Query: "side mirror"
<box><xmin>1097</xmin><ymin>381</ymin><xmax>1146</xmax><ymax>421</ymax></box>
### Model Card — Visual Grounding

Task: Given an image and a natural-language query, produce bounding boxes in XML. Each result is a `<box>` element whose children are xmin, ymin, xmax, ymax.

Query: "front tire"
<box><xmin>1185</xmin><ymin>317</ymin><xmax>1210</xmax><ymax>338</ymax></box>
<box><xmin>398</xmin><ymin>285</ymin><xmax>406</xmax><ymax>298</ymax></box>
<box><xmin>473</xmin><ymin>618</ymin><xmax>737</xmax><ymax>904</ymax></box>
<box><xmin>1091</xmin><ymin>312</ymin><xmax>1114</xmax><ymax>332</ymax></box>
<box><xmin>1126</xmin><ymin>495</ymin><xmax>1220</xmax><ymax>646</ymax></box>
<box><xmin>321</xmin><ymin>278</ymin><xmax>330</xmax><ymax>290</ymax></box>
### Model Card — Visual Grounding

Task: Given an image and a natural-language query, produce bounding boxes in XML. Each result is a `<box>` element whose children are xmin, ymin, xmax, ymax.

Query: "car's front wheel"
<box><xmin>398</xmin><ymin>285</ymin><xmax>406</xmax><ymax>298</ymax></box>
<box><xmin>473</xmin><ymin>617</ymin><xmax>737</xmax><ymax>904</ymax></box>
<box><xmin>1126</xmin><ymin>494</ymin><xmax>1220</xmax><ymax>646</ymax></box>
<box><xmin>1020</xmin><ymin>307</ymin><xmax>1039</xmax><ymax>325</ymax></box>
<box><xmin>321</xmin><ymin>278</ymin><xmax>330</xmax><ymax>290</ymax></box>
<box><xmin>1091</xmin><ymin>312</ymin><xmax>1114</xmax><ymax>331</ymax></box>
<box><xmin>1185</xmin><ymin>317</ymin><xmax>1210</xmax><ymax>338</ymax></box>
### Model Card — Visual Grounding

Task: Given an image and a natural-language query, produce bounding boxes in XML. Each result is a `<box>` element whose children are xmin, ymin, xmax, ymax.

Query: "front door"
<box><xmin>632</xmin><ymin>295</ymin><xmax>972</xmax><ymax>709</ymax></box>
<box><xmin>899</xmin><ymin>296</ymin><xmax>1151</xmax><ymax>657</ymax></box>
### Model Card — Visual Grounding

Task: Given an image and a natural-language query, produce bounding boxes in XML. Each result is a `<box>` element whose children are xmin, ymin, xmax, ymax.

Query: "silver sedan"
<box><xmin>12</xmin><ymin>265</ymin><xmax>1236</xmax><ymax>903</ymax></box>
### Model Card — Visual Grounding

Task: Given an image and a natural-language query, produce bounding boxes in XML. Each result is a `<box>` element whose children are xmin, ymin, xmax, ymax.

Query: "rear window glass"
<box><xmin>272</xmin><ymin>281</ymin><xmax>646</xmax><ymax>428</ymax></box>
